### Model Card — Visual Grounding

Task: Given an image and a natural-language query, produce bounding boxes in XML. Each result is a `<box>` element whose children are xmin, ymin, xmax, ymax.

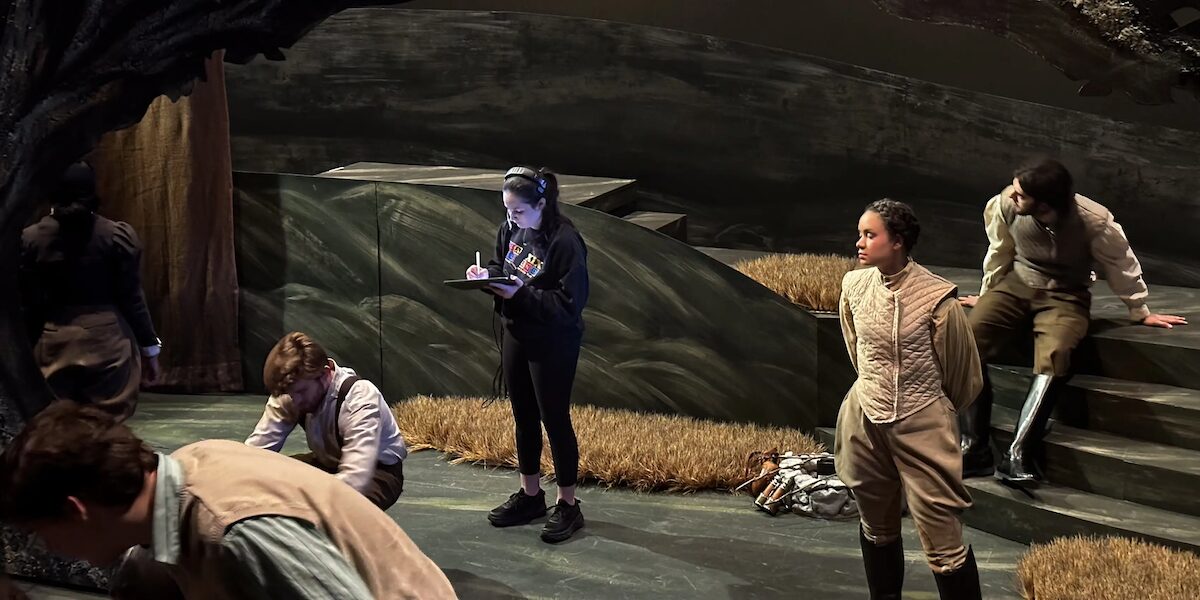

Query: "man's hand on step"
<box><xmin>1142</xmin><ymin>313</ymin><xmax>1188</xmax><ymax>329</ymax></box>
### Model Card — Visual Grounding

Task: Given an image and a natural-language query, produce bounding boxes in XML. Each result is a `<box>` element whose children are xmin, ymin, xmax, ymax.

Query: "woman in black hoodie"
<box><xmin>464</xmin><ymin>166</ymin><xmax>589</xmax><ymax>543</ymax></box>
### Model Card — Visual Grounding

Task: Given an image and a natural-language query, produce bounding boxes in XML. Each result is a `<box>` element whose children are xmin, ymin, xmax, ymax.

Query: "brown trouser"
<box><xmin>291</xmin><ymin>452</ymin><xmax>405</xmax><ymax>511</ymax></box>
<box><xmin>969</xmin><ymin>275</ymin><xmax>1090</xmax><ymax>376</ymax></box>
<box><xmin>836</xmin><ymin>392</ymin><xmax>972</xmax><ymax>574</ymax></box>
<box><xmin>34</xmin><ymin>309</ymin><xmax>141</xmax><ymax>422</ymax></box>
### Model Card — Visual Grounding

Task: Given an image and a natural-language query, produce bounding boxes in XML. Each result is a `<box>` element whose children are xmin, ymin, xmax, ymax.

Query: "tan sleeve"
<box><xmin>933</xmin><ymin>298</ymin><xmax>983</xmax><ymax>410</ymax></box>
<box><xmin>980</xmin><ymin>191</ymin><xmax>1015</xmax><ymax>296</ymax></box>
<box><xmin>1090</xmin><ymin>212</ymin><xmax>1151</xmax><ymax>322</ymax></box>
<box><xmin>839</xmin><ymin>284</ymin><xmax>859</xmax><ymax>374</ymax></box>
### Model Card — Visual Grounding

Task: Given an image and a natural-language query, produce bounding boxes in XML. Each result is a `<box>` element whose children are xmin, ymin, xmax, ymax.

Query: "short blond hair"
<box><xmin>263</xmin><ymin>332</ymin><xmax>329</xmax><ymax>395</ymax></box>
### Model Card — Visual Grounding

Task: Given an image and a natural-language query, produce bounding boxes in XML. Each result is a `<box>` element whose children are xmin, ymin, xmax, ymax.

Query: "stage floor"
<box><xmin>20</xmin><ymin>393</ymin><xmax>1025</xmax><ymax>599</ymax></box>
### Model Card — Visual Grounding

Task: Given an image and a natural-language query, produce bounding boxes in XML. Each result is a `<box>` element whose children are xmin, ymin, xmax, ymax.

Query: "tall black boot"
<box><xmin>996</xmin><ymin>373</ymin><xmax>1063</xmax><ymax>483</ymax></box>
<box><xmin>959</xmin><ymin>368</ymin><xmax>995</xmax><ymax>478</ymax></box>
<box><xmin>934</xmin><ymin>546</ymin><xmax>982</xmax><ymax>600</ymax></box>
<box><xmin>859</xmin><ymin>525</ymin><xmax>904</xmax><ymax>600</ymax></box>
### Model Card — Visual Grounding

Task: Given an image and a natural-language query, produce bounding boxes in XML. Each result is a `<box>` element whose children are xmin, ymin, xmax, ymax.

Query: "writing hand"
<box><xmin>466</xmin><ymin>265</ymin><xmax>489</xmax><ymax>280</ymax></box>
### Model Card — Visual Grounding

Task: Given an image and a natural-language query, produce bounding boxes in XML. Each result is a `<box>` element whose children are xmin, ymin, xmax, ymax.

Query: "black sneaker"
<box><xmin>488</xmin><ymin>489</ymin><xmax>547</xmax><ymax>527</ymax></box>
<box><xmin>540</xmin><ymin>499</ymin><xmax>584</xmax><ymax>543</ymax></box>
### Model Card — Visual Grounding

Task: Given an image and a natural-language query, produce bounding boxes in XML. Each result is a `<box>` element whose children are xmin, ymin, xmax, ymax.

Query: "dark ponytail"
<box><xmin>502</xmin><ymin>166</ymin><xmax>572</xmax><ymax>233</ymax></box>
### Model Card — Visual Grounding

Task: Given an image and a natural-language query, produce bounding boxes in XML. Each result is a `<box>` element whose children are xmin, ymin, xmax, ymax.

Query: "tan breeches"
<box><xmin>835</xmin><ymin>391</ymin><xmax>973</xmax><ymax>573</ymax></box>
<box><xmin>969</xmin><ymin>274</ymin><xmax>1090</xmax><ymax>376</ymax></box>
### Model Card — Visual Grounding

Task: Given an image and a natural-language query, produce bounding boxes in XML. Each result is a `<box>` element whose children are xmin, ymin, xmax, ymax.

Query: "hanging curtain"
<box><xmin>89</xmin><ymin>51</ymin><xmax>243</xmax><ymax>392</ymax></box>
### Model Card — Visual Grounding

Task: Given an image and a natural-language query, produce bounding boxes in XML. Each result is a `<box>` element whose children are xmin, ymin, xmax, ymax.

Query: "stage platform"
<box><xmin>316</xmin><ymin>162</ymin><xmax>638</xmax><ymax>214</ymax></box>
<box><xmin>18</xmin><ymin>392</ymin><xmax>1027</xmax><ymax>599</ymax></box>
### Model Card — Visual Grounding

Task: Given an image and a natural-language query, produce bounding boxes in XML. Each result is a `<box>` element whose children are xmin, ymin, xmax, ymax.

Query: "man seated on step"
<box><xmin>0</xmin><ymin>402</ymin><xmax>456</xmax><ymax>600</ymax></box>
<box><xmin>246</xmin><ymin>331</ymin><xmax>408</xmax><ymax>510</ymax></box>
<box><xmin>958</xmin><ymin>157</ymin><xmax>1187</xmax><ymax>484</ymax></box>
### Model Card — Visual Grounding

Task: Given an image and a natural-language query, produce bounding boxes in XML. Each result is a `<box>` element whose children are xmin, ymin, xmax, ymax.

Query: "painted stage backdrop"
<box><xmin>235</xmin><ymin>172</ymin><xmax>820</xmax><ymax>428</ymax></box>
<box><xmin>226</xmin><ymin>8</ymin><xmax>1200</xmax><ymax>288</ymax></box>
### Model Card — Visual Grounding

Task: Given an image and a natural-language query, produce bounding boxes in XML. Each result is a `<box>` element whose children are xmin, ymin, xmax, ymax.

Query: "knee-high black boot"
<box><xmin>934</xmin><ymin>546</ymin><xmax>982</xmax><ymax>600</ymax></box>
<box><xmin>859</xmin><ymin>526</ymin><xmax>904</xmax><ymax>600</ymax></box>
<box><xmin>997</xmin><ymin>373</ymin><xmax>1065</xmax><ymax>483</ymax></box>
<box><xmin>959</xmin><ymin>368</ymin><xmax>995</xmax><ymax>478</ymax></box>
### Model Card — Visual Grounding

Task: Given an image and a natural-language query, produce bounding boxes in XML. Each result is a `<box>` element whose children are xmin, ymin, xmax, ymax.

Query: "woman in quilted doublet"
<box><xmin>835</xmin><ymin>199</ymin><xmax>983</xmax><ymax>600</ymax></box>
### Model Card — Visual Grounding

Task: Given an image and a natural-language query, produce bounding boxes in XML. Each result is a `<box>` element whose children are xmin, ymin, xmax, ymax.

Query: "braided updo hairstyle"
<box><xmin>865</xmin><ymin>198</ymin><xmax>920</xmax><ymax>252</ymax></box>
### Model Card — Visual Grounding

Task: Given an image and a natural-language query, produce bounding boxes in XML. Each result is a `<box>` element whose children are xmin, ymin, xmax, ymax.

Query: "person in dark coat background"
<box><xmin>19</xmin><ymin>162</ymin><xmax>161</xmax><ymax>421</ymax></box>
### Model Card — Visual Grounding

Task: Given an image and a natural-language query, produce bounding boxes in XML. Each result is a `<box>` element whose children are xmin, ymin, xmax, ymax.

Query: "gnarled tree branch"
<box><xmin>872</xmin><ymin>0</ymin><xmax>1200</xmax><ymax>103</ymax></box>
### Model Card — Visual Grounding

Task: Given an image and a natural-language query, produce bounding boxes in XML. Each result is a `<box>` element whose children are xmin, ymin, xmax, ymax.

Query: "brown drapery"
<box><xmin>89</xmin><ymin>52</ymin><xmax>243</xmax><ymax>392</ymax></box>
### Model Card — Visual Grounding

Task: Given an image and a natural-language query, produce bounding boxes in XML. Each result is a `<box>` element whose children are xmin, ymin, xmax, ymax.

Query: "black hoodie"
<box><xmin>486</xmin><ymin>219</ymin><xmax>589</xmax><ymax>339</ymax></box>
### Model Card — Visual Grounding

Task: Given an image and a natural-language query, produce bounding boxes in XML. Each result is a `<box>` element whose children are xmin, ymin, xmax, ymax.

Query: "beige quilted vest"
<box><xmin>842</xmin><ymin>262</ymin><xmax>957</xmax><ymax>423</ymax></box>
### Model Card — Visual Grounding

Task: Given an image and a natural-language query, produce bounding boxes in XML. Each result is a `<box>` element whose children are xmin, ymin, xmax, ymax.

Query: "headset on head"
<box><xmin>503</xmin><ymin>166</ymin><xmax>548</xmax><ymax>200</ymax></box>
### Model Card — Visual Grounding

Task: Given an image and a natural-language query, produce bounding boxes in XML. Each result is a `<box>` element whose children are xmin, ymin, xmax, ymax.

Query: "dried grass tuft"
<box><xmin>735</xmin><ymin>253</ymin><xmax>858</xmax><ymax>312</ymax></box>
<box><xmin>394</xmin><ymin>396</ymin><xmax>823</xmax><ymax>493</ymax></box>
<box><xmin>1016</xmin><ymin>535</ymin><xmax>1200</xmax><ymax>600</ymax></box>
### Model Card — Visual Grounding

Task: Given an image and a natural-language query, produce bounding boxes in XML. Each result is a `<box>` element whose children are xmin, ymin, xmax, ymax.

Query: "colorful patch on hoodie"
<box><xmin>505</xmin><ymin>242</ymin><xmax>523</xmax><ymax>265</ymax></box>
<box><xmin>518</xmin><ymin>254</ymin><xmax>544</xmax><ymax>278</ymax></box>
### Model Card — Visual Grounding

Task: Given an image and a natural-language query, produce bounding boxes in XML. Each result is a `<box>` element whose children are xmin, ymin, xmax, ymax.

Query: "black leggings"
<box><xmin>502</xmin><ymin>328</ymin><xmax>582</xmax><ymax>487</ymax></box>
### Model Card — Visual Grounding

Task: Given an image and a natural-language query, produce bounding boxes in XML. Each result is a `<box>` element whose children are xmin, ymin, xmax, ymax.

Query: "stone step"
<box><xmin>816</xmin><ymin>428</ymin><xmax>1200</xmax><ymax>553</ymax></box>
<box><xmin>988</xmin><ymin>404</ymin><xmax>1200</xmax><ymax>517</ymax></box>
<box><xmin>989</xmin><ymin>365</ymin><xmax>1200</xmax><ymax>452</ymax></box>
<box><xmin>622</xmin><ymin>211</ymin><xmax>688</xmax><ymax>243</ymax></box>
<box><xmin>964</xmin><ymin>478</ymin><xmax>1200</xmax><ymax>553</ymax></box>
<box><xmin>1074</xmin><ymin>328</ymin><xmax>1200</xmax><ymax>393</ymax></box>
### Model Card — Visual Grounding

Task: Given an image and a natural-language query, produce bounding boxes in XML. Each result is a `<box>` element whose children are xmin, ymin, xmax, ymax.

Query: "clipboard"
<box><xmin>443</xmin><ymin>276</ymin><xmax>516</xmax><ymax>290</ymax></box>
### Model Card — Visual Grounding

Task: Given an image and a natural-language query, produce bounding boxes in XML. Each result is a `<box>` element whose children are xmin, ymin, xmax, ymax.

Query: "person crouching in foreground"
<box><xmin>0</xmin><ymin>402</ymin><xmax>456</xmax><ymax>599</ymax></box>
